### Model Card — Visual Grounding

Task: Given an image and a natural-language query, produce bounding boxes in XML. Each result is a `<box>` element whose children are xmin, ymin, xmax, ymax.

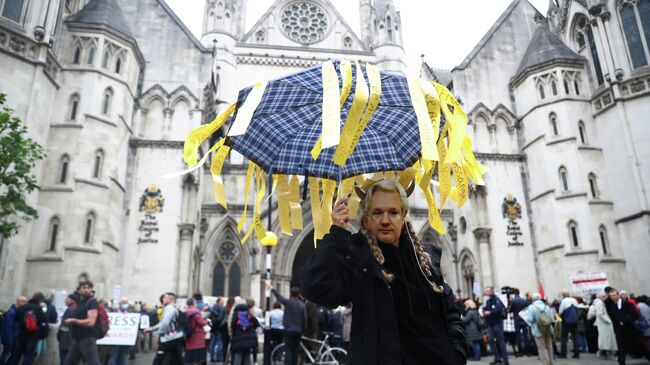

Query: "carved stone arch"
<box><xmin>203</xmin><ymin>215</ymin><xmax>250</xmax><ymax>297</ymax></box>
<box><xmin>140</xmin><ymin>85</ymin><xmax>170</xmax><ymax>110</ymax></box>
<box><xmin>169</xmin><ymin>86</ymin><xmax>200</xmax><ymax>109</ymax></box>
<box><xmin>459</xmin><ymin>248</ymin><xmax>478</xmax><ymax>299</ymax></box>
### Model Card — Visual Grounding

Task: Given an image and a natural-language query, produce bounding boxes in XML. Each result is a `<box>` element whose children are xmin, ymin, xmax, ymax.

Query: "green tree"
<box><xmin>0</xmin><ymin>93</ymin><xmax>45</xmax><ymax>239</ymax></box>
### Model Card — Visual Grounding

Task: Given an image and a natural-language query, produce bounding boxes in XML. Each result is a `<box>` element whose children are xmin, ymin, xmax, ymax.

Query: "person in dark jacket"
<box><xmin>608</xmin><ymin>289</ymin><xmax>650</xmax><ymax>365</ymax></box>
<box><xmin>508</xmin><ymin>289</ymin><xmax>531</xmax><ymax>356</ymax></box>
<box><xmin>302</xmin><ymin>179</ymin><xmax>468</xmax><ymax>365</ymax></box>
<box><xmin>267</xmin><ymin>282</ymin><xmax>307</xmax><ymax>365</ymax></box>
<box><xmin>483</xmin><ymin>287</ymin><xmax>509</xmax><ymax>365</ymax></box>
<box><xmin>6</xmin><ymin>293</ymin><xmax>48</xmax><ymax>365</ymax></box>
<box><xmin>57</xmin><ymin>295</ymin><xmax>77</xmax><ymax>364</ymax></box>
<box><xmin>0</xmin><ymin>296</ymin><xmax>27</xmax><ymax>364</ymax></box>
<box><xmin>462</xmin><ymin>300</ymin><xmax>483</xmax><ymax>361</ymax></box>
<box><xmin>229</xmin><ymin>301</ymin><xmax>259</xmax><ymax>365</ymax></box>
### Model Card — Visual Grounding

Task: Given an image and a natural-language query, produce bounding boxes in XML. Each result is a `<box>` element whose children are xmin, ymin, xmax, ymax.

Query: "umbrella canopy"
<box><xmin>179</xmin><ymin>59</ymin><xmax>486</xmax><ymax>242</ymax></box>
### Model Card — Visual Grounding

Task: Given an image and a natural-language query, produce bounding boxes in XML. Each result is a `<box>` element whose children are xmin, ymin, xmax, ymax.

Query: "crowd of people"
<box><xmin>457</xmin><ymin>286</ymin><xmax>650</xmax><ymax>365</ymax></box>
<box><xmin>0</xmin><ymin>279</ymin><xmax>353</xmax><ymax>365</ymax></box>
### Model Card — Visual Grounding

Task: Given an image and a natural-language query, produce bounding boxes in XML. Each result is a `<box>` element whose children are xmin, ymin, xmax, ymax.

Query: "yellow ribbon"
<box><xmin>451</xmin><ymin>162</ymin><xmax>468</xmax><ymax>208</ymax></box>
<box><xmin>409</xmin><ymin>77</ymin><xmax>437</xmax><ymax>161</ymax></box>
<box><xmin>183</xmin><ymin>104</ymin><xmax>236</xmax><ymax>167</ymax></box>
<box><xmin>311</xmin><ymin>59</ymin><xmax>354</xmax><ymax>160</ymax></box>
<box><xmin>242</xmin><ymin>168</ymin><xmax>266</xmax><ymax>243</ymax></box>
<box><xmin>433</xmin><ymin>82</ymin><xmax>467</xmax><ymax>165</ymax></box>
<box><xmin>417</xmin><ymin>161</ymin><xmax>446</xmax><ymax>234</ymax></box>
<box><xmin>289</xmin><ymin>175</ymin><xmax>303</xmax><ymax>230</ymax></box>
<box><xmin>332</xmin><ymin>61</ymin><xmax>369</xmax><ymax>165</ymax></box>
<box><xmin>237</xmin><ymin>161</ymin><xmax>256</xmax><ymax>232</ymax></box>
<box><xmin>228</xmin><ymin>81</ymin><xmax>267</xmax><ymax>136</ymax></box>
<box><xmin>277</xmin><ymin>174</ymin><xmax>292</xmax><ymax>235</ymax></box>
<box><xmin>321</xmin><ymin>60</ymin><xmax>341</xmax><ymax>149</ymax></box>
<box><xmin>210</xmin><ymin>145</ymin><xmax>231</xmax><ymax>208</ymax></box>
<box><xmin>437</xmin><ymin>129</ymin><xmax>451</xmax><ymax>209</ymax></box>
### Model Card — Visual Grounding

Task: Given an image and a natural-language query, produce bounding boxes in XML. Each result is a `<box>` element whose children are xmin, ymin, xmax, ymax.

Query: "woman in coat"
<box><xmin>462</xmin><ymin>300</ymin><xmax>483</xmax><ymax>361</ymax></box>
<box><xmin>184</xmin><ymin>298</ymin><xmax>209</xmax><ymax>365</ymax></box>
<box><xmin>229</xmin><ymin>300</ymin><xmax>259</xmax><ymax>365</ymax></box>
<box><xmin>588</xmin><ymin>291</ymin><xmax>617</xmax><ymax>357</ymax></box>
<box><xmin>303</xmin><ymin>179</ymin><xmax>468</xmax><ymax>365</ymax></box>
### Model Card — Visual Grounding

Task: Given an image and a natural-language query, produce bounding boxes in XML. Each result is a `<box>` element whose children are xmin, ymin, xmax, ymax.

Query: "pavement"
<box><xmin>129</xmin><ymin>351</ymin><xmax>650</xmax><ymax>364</ymax></box>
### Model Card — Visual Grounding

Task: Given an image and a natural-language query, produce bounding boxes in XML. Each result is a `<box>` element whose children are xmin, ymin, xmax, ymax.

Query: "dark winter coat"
<box><xmin>462</xmin><ymin>309</ymin><xmax>483</xmax><ymax>341</ymax></box>
<box><xmin>302</xmin><ymin>226</ymin><xmax>468</xmax><ymax>365</ymax></box>
<box><xmin>15</xmin><ymin>300</ymin><xmax>48</xmax><ymax>341</ymax></box>
<box><xmin>0</xmin><ymin>305</ymin><xmax>18</xmax><ymax>346</ymax></box>
<box><xmin>609</xmin><ymin>299</ymin><xmax>647</xmax><ymax>357</ymax></box>
<box><xmin>229</xmin><ymin>304</ymin><xmax>259</xmax><ymax>352</ymax></box>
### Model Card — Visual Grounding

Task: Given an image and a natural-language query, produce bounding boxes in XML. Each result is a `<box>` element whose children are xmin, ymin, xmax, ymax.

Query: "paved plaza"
<box><xmin>127</xmin><ymin>351</ymin><xmax>649</xmax><ymax>365</ymax></box>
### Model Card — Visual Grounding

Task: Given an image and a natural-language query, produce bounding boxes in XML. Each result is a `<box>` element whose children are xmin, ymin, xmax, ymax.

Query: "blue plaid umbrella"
<box><xmin>226</xmin><ymin>60</ymin><xmax>442</xmax><ymax>180</ymax></box>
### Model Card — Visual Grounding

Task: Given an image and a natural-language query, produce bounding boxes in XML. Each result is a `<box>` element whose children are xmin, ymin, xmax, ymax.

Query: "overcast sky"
<box><xmin>165</xmin><ymin>0</ymin><xmax>549</xmax><ymax>71</ymax></box>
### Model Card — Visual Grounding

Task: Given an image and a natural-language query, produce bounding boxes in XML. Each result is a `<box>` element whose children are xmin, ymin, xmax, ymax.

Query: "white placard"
<box><xmin>112</xmin><ymin>285</ymin><xmax>121</xmax><ymax>301</ymax></box>
<box><xmin>96</xmin><ymin>313</ymin><xmax>141</xmax><ymax>346</ymax></box>
<box><xmin>139</xmin><ymin>314</ymin><xmax>150</xmax><ymax>329</ymax></box>
<box><xmin>570</xmin><ymin>272</ymin><xmax>609</xmax><ymax>295</ymax></box>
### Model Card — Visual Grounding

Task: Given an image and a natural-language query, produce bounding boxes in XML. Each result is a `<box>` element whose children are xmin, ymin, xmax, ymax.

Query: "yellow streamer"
<box><xmin>242</xmin><ymin>169</ymin><xmax>266</xmax><ymax>243</ymax></box>
<box><xmin>228</xmin><ymin>81</ymin><xmax>267</xmax><ymax>136</ymax></box>
<box><xmin>289</xmin><ymin>175</ymin><xmax>303</xmax><ymax>230</ymax></box>
<box><xmin>183</xmin><ymin>104</ymin><xmax>235</xmax><ymax>167</ymax></box>
<box><xmin>421</xmin><ymin>80</ymin><xmax>442</xmax><ymax>160</ymax></box>
<box><xmin>437</xmin><ymin>131</ymin><xmax>451</xmax><ymax>209</ymax></box>
<box><xmin>277</xmin><ymin>174</ymin><xmax>292</xmax><ymax>235</ymax></box>
<box><xmin>321</xmin><ymin>60</ymin><xmax>341</xmax><ymax>149</ymax></box>
<box><xmin>333</xmin><ymin>61</ymin><xmax>370</xmax><ymax>165</ymax></box>
<box><xmin>451</xmin><ymin>162</ymin><xmax>468</xmax><ymax>207</ymax></box>
<box><xmin>210</xmin><ymin>145</ymin><xmax>231</xmax><ymax>208</ymax></box>
<box><xmin>408</xmin><ymin>77</ymin><xmax>437</xmax><ymax>161</ymax></box>
<box><xmin>237</xmin><ymin>161</ymin><xmax>256</xmax><ymax>232</ymax></box>
<box><xmin>434</xmin><ymin>82</ymin><xmax>467</xmax><ymax>164</ymax></box>
<box><xmin>417</xmin><ymin>161</ymin><xmax>446</xmax><ymax>234</ymax></box>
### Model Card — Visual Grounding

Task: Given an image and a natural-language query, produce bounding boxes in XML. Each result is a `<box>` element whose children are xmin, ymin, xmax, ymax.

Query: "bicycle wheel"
<box><xmin>270</xmin><ymin>343</ymin><xmax>287</xmax><ymax>365</ymax></box>
<box><xmin>318</xmin><ymin>347</ymin><xmax>348</xmax><ymax>365</ymax></box>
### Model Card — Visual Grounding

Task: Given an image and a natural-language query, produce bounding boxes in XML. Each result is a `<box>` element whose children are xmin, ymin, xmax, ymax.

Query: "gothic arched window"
<box><xmin>551</xmin><ymin>80</ymin><xmax>558</xmax><ymax>96</ymax></box>
<box><xmin>73</xmin><ymin>47</ymin><xmax>81</xmax><ymax>64</ymax></box>
<box><xmin>93</xmin><ymin>149</ymin><xmax>104</xmax><ymax>178</ymax></box>
<box><xmin>101</xmin><ymin>50</ymin><xmax>110</xmax><ymax>69</ymax></box>
<box><xmin>588</xmin><ymin>172</ymin><xmax>599</xmax><ymax>199</ymax></box>
<box><xmin>48</xmin><ymin>217</ymin><xmax>60</xmax><ymax>251</ymax></box>
<box><xmin>212</xmin><ymin>262</ymin><xmax>225</xmax><ymax>296</ymax></box>
<box><xmin>115</xmin><ymin>57</ymin><xmax>122</xmax><ymax>74</ymax></box>
<box><xmin>87</xmin><ymin>47</ymin><xmax>95</xmax><ymax>65</ymax></box>
<box><xmin>559</xmin><ymin>166</ymin><xmax>569</xmax><ymax>192</ymax></box>
<box><xmin>84</xmin><ymin>212</ymin><xmax>95</xmax><ymax>244</ymax></box>
<box><xmin>101</xmin><ymin>88</ymin><xmax>112</xmax><ymax>115</ymax></box>
<box><xmin>69</xmin><ymin>94</ymin><xmax>80</xmax><ymax>121</ymax></box>
<box><xmin>568</xmin><ymin>220</ymin><xmax>580</xmax><ymax>248</ymax></box>
<box><xmin>59</xmin><ymin>155</ymin><xmax>70</xmax><ymax>183</ymax></box>
<box><xmin>574</xmin><ymin>15</ymin><xmax>604</xmax><ymax>85</ymax></box>
<box><xmin>2</xmin><ymin>0</ymin><xmax>26</xmax><ymax>22</ymax></box>
<box><xmin>538</xmin><ymin>84</ymin><xmax>546</xmax><ymax>99</ymax></box>
<box><xmin>618</xmin><ymin>0</ymin><xmax>649</xmax><ymax>69</ymax></box>
<box><xmin>550</xmin><ymin>113</ymin><xmax>559</xmax><ymax>136</ymax></box>
<box><xmin>578</xmin><ymin>121</ymin><xmax>588</xmax><ymax>144</ymax></box>
<box><xmin>229</xmin><ymin>262</ymin><xmax>241</xmax><ymax>296</ymax></box>
<box><xmin>386</xmin><ymin>15</ymin><xmax>393</xmax><ymax>42</ymax></box>
<box><xmin>599</xmin><ymin>225</ymin><xmax>610</xmax><ymax>255</ymax></box>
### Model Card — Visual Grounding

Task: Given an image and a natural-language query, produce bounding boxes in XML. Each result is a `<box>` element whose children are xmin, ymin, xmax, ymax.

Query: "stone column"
<box><xmin>176</xmin><ymin>223</ymin><xmax>195</xmax><ymax>297</ymax></box>
<box><xmin>473</xmin><ymin>227</ymin><xmax>494</xmax><ymax>289</ymax></box>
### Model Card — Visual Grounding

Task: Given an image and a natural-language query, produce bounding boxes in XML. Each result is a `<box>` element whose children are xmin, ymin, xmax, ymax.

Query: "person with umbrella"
<box><xmin>301</xmin><ymin>179</ymin><xmax>468</xmax><ymax>365</ymax></box>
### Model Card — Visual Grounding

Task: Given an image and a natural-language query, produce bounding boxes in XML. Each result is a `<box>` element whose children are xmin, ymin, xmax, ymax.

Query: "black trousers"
<box><xmin>153</xmin><ymin>338</ymin><xmax>185</xmax><ymax>365</ymax></box>
<box><xmin>283</xmin><ymin>332</ymin><xmax>301</xmax><ymax>365</ymax></box>
<box><xmin>63</xmin><ymin>337</ymin><xmax>101</xmax><ymax>365</ymax></box>
<box><xmin>560</xmin><ymin>323</ymin><xmax>579</xmax><ymax>357</ymax></box>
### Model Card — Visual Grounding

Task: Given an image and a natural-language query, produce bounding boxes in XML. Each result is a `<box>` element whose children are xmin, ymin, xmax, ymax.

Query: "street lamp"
<box><xmin>261</xmin><ymin>231</ymin><xmax>278</xmax><ymax>312</ymax></box>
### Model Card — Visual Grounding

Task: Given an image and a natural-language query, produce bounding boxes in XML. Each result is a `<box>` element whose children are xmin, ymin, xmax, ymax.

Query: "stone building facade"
<box><xmin>0</xmin><ymin>0</ymin><xmax>648</xmax><ymax>307</ymax></box>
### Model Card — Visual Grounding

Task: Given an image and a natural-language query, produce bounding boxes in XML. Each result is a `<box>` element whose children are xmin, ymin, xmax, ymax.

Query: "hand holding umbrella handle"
<box><xmin>332</xmin><ymin>195</ymin><xmax>351</xmax><ymax>231</ymax></box>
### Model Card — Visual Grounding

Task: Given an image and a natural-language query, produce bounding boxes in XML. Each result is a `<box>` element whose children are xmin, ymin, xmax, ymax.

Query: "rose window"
<box><xmin>280</xmin><ymin>1</ymin><xmax>329</xmax><ymax>44</ymax></box>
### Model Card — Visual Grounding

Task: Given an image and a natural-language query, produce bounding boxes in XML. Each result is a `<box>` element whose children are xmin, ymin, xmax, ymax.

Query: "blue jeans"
<box><xmin>577</xmin><ymin>332</ymin><xmax>587</xmax><ymax>353</ymax></box>
<box><xmin>232</xmin><ymin>349</ymin><xmax>251</xmax><ymax>365</ymax></box>
<box><xmin>209</xmin><ymin>332</ymin><xmax>223</xmax><ymax>362</ymax></box>
<box><xmin>107</xmin><ymin>345</ymin><xmax>129</xmax><ymax>365</ymax></box>
<box><xmin>6</xmin><ymin>338</ymin><xmax>37</xmax><ymax>365</ymax></box>
<box><xmin>59</xmin><ymin>349</ymin><xmax>68</xmax><ymax>365</ymax></box>
<box><xmin>488</xmin><ymin>323</ymin><xmax>509</xmax><ymax>363</ymax></box>
<box><xmin>470</xmin><ymin>340</ymin><xmax>481</xmax><ymax>360</ymax></box>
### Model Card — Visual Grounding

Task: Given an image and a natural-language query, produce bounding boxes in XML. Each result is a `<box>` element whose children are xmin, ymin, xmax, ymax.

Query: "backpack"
<box><xmin>94</xmin><ymin>301</ymin><xmax>110</xmax><ymax>339</ymax></box>
<box><xmin>183</xmin><ymin>312</ymin><xmax>199</xmax><ymax>338</ymax></box>
<box><xmin>235</xmin><ymin>310</ymin><xmax>254</xmax><ymax>333</ymax></box>
<box><xmin>24</xmin><ymin>310</ymin><xmax>38</xmax><ymax>332</ymax></box>
<box><xmin>537</xmin><ymin>306</ymin><xmax>552</xmax><ymax>336</ymax></box>
<box><xmin>562</xmin><ymin>305</ymin><xmax>578</xmax><ymax>326</ymax></box>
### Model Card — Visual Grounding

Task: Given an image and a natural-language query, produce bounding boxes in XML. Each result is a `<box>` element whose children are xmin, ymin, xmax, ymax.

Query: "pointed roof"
<box><xmin>67</xmin><ymin>0</ymin><xmax>134</xmax><ymax>42</ymax></box>
<box><xmin>512</xmin><ymin>21</ymin><xmax>583</xmax><ymax>84</ymax></box>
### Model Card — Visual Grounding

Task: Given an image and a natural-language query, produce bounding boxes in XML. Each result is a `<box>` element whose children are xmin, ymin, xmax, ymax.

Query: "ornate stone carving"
<box><xmin>280</xmin><ymin>1</ymin><xmax>329</xmax><ymax>44</ymax></box>
<box><xmin>473</xmin><ymin>227</ymin><xmax>492</xmax><ymax>243</ymax></box>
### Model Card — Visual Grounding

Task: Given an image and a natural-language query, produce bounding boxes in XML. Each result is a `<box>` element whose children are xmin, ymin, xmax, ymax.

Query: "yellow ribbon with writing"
<box><xmin>409</xmin><ymin>77</ymin><xmax>437</xmax><ymax>161</ymax></box>
<box><xmin>183</xmin><ymin>104</ymin><xmax>236</xmax><ymax>167</ymax></box>
<box><xmin>210</xmin><ymin>145</ymin><xmax>231</xmax><ymax>208</ymax></box>
<box><xmin>321</xmin><ymin>61</ymin><xmax>341</xmax><ymax>149</ymax></box>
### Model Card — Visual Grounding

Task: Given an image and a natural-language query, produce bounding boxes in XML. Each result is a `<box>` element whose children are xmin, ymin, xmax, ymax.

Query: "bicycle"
<box><xmin>270</xmin><ymin>331</ymin><xmax>347</xmax><ymax>364</ymax></box>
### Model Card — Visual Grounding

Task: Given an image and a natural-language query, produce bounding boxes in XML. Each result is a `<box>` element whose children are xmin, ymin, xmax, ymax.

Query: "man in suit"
<box><xmin>608</xmin><ymin>289</ymin><xmax>650</xmax><ymax>365</ymax></box>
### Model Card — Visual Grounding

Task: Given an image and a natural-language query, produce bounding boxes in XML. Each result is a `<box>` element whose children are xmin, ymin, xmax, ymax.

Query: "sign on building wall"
<box><xmin>138</xmin><ymin>184</ymin><xmax>164</xmax><ymax>244</ymax></box>
<box><xmin>96</xmin><ymin>313</ymin><xmax>141</xmax><ymax>346</ymax></box>
<box><xmin>570</xmin><ymin>272</ymin><xmax>609</xmax><ymax>295</ymax></box>
<box><xmin>502</xmin><ymin>194</ymin><xmax>523</xmax><ymax>246</ymax></box>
